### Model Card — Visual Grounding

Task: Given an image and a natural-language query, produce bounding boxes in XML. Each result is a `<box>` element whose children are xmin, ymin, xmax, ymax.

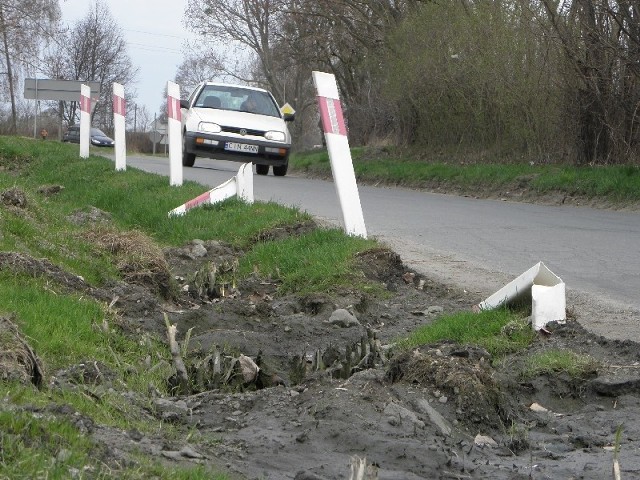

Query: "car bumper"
<box><xmin>184</xmin><ymin>132</ymin><xmax>289</xmax><ymax>166</ymax></box>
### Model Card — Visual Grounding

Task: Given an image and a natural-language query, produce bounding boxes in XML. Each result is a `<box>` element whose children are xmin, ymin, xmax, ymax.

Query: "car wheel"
<box><xmin>182</xmin><ymin>135</ymin><xmax>195</xmax><ymax>167</ymax></box>
<box><xmin>272</xmin><ymin>163</ymin><xmax>288</xmax><ymax>177</ymax></box>
<box><xmin>256</xmin><ymin>164</ymin><xmax>269</xmax><ymax>175</ymax></box>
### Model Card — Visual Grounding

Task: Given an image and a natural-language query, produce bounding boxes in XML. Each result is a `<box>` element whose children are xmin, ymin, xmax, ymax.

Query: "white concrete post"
<box><xmin>168</xmin><ymin>163</ymin><xmax>254</xmax><ymax>217</ymax></box>
<box><xmin>167</xmin><ymin>81</ymin><xmax>183</xmax><ymax>186</ymax></box>
<box><xmin>312</xmin><ymin>71</ymin><xmax>367</xmax><ymax>238</ymax></box>
<box><xmin>236</xmin><ymin>162</ymin><xmax>254</xmax><ymax>204</ymax></box>
<box><xmin>79</xmin><ymin>84</ymin><xmax>91</xmax><ymax>159</ymax></box>
<box><xmin>112</xmin><ymin>82</ymin><xmax>127</xmax><ymax>171</ymax></box>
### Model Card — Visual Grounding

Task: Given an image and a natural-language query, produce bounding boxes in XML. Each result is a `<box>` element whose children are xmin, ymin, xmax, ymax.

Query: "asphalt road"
<box><xmin>118</xmin><ymin>154</ymin><xmax>640</xmax><ymax>338</ymax></box>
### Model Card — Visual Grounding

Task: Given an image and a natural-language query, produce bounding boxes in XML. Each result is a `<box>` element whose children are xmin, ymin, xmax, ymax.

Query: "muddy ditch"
<box><xmin>2</xmin><ymin>203</ymin><xmax>640</xmax><ymax>478</ymax></box>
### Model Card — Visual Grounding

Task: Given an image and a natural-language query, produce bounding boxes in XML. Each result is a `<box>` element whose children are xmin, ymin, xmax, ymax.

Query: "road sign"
<box><xmin>149</xmin><ymin>119</ymin><xmax>168</xmax><ymax>134</ymax></box>
<box><xmin>24</xmin><ymin>79</ymin><xmax>100</xmax><ymax>102</ymax></box>
<box><xmin>148</xmin><ymin>130</ymin><xmax>162</xmax><ymax>143</ymax></box>
<box><xmin>280</xmin><ymin>102</ymin><xmax>296</xmax><ymax>116</ymax></box>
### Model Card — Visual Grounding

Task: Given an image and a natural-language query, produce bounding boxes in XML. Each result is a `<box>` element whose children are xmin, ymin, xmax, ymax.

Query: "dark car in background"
<box><xmin>63</xmin><ymin>126</ymin><xmax>115</xmax><ymax>147</ymax></box>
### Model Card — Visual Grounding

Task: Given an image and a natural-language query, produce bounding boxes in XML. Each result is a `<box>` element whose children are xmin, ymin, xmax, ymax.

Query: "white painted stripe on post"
<box><xmin>112</xmin><ymin>82</ymin><xmax>126</xmax><ymax>171</ymax></box>
<box><xmin>79</xmin><ymin>84</ymin><xmax>91</xmax><ymax>159</ymax></box>
<box><xmin>168</xmin><ymin>163</ymin><xmax>254</xmax><ymax>217</ymax></box>
<box><xmin>167</xmin><ymin>81</ymin><xmax>183</xmax><ymax>186</ymax></box>
<box><xmin>312</xmin><ymin>71</ymin><xmax>367</xmax><ymax>238</ymax></box>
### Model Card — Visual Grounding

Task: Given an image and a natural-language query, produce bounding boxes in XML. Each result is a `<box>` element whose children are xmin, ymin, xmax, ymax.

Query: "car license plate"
<box><xmin>225</xmin><ymin>142</ymin><xmax>258</xmax><ymax>154</ymax></box>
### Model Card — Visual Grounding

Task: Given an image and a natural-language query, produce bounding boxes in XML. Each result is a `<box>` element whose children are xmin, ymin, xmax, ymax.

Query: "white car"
<box><xmin>180</xmin><ymin>82</ymin><xmax>294</xmax><ymax>176</ymax></box>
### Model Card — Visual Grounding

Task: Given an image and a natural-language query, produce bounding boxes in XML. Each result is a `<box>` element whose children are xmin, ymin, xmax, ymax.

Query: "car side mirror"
<box><xmin>283</xmin><ymin>113</ymin><xmax>295</xmax><ymax>122</ymax></box>
<box><xmin>179</xmin><ymin>99</ymin><xmax>189</xmax><ymax>109</ymax></box>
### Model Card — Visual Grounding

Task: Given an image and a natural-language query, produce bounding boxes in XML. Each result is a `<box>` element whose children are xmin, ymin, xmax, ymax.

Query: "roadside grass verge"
<box><xmin>0</xmin><ymin>135</ymin><xmax>380</xmax><ymax>477</ymax></box>
<box><xmin>0</xmin><ymin>409</ymin><xmax>227</xmax><ymax>480</ymax></box>
<box><xmin>290</xmin><ymin>148</ymin><xmax>640</xmax><ymax>205</ymax></box>
<box><xmin>519</xmin><ymin>349</ymin><xmax>600</xmax><ymax>379</ymax></box>
<box><xmin>396</xmin><ymin>309</ymin><xmax>536</xmax><ymax>358</ymax></box>
<box><xmin>240</xmin><ymin>228</ymin><xmax>378</xmax><ymax>294</ymax></box>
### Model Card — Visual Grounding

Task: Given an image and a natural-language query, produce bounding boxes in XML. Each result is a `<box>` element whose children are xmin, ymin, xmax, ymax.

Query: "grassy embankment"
<box><xmin>291</xmin><ymin>147</ymin><xmax>640</xmax><ymax>206</ymax></box>
<box><xmin>0</xmin><ymin>137</ymin><xmax>598</xmax><ymax>477</ymax></box>
<box><xmin>0</xmin><ymin>136</ymin><xmax>377</xmax><ymax>479</ymax></box>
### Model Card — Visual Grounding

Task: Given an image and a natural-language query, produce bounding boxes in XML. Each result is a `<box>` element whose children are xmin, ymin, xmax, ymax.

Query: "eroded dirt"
<box><xmin>3</xmin><ymin>212</ymin><xmax>640</xmax><ymax>479</ymax></box>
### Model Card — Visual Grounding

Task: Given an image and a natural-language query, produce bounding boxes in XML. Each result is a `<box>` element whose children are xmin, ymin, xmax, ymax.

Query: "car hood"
<box><xmin>191</xmin><ymin>108</ymin><xmax>288</xmax><ymax>133</ymax></box>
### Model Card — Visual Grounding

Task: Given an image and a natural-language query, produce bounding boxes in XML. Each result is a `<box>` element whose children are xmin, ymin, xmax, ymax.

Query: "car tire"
<box><xmin>256</xmin><ymin>164</ymin><xmax>269</xmax><ymax>175</ymax></box>
<box><xmin>182</xmin><ymin>135</ymin><xmax>195</xmax><ymax>167</ymax></box>
<box><xmin>272</xmin><ymin>163</ymin><xmax>288</xmax><ymax>177</ymax></box>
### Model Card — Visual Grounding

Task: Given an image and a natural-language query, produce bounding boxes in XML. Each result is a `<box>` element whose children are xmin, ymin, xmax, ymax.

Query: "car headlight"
<box><xmin>198</xmin><ymin>122</ymin><xmax>221</xmax><ymax>134</ymax></box>
<box><xmin>91</xmin><ymin>138</ymin><xmax>99</xmax><ymax>144</ymax></box>
<box><xmin>265</xmin><ymin>131</ymin><xmax>285</xmax><ymax>142</ymax></box>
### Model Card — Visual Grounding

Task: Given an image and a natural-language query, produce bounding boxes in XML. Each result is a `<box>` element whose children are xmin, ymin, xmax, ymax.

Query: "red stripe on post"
<box><xmin>318</xmin><ymin>96</ymin><xmax>347</xmax><ymax>136</ymax></box>
<box><xmin>113</xmin><ymin>95</ymin><xmax>126</xmax><ymax>116</ymax></box>
<box><xmin>168</xmin><ymin>96</ymin><xmax>182</xmax><ymax>122</ymax></box>
<box><xmin>184</xmin><ymin>191</ymin><xmax>211</xmax><ymax>210</ymax></box>
<box><xmin>80</xmin><ymin>95</ymin><xmax>91</xmax><ymax>114</ymax></box>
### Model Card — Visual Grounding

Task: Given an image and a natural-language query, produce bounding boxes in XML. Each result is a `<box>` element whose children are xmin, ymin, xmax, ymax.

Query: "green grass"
<box><xmin>240</xmin><ymin>228</ymin><xmax>378</xmax><ymax>294</ymax></box>
<box><xmin>290</xmin><ymin>147</ymin><xmax>640</xmax><ymax>204</ymax></box>
<box><xmin>0</xmin><ymin>409</ymin><xmax>228</xmax><ymax>479</ymax></box>
<box><xmin>520</xmin><ymin>349</ymin><xmax>600</xmax><ymax>379</ymax></box>
<box><xmin>0</xmin><ymin>135</ymin><xmax>621</xmax><ymax>477</ymax></box>
<box><xmin>397</xmin><ymin>309</ymin><xmax>536</xmax><ymax>357</ymax></box>
<box><xmin>0</xmin><ymin>135</ymin><xmax>388</xmax><ymax>476</ymax></box>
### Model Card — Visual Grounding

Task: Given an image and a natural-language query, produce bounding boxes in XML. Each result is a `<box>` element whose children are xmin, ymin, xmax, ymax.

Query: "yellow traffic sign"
<box><xmin>280</xmin><ymin>102</ymin><xmax>295</xmax><ymax>115</ymax></box>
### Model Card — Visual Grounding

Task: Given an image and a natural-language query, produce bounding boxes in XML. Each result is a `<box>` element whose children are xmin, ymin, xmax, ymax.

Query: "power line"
<box><xmin>127</xmin><ymin>42</ymin><xmax>183</xmax><ymax>55</ymax></box>
<box><xmin>123</xmin><ymin>28</ymin><xmax>189</xmax><ymax>40</ymax></box>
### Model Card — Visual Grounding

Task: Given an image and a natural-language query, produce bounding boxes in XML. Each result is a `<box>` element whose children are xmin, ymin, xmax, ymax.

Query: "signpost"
<box><xmin>24</xmin><ymin>78</ymin><xmax>100</xmax><ymax>141</ymax></box>
<box><xmin>148</xmin><ymin>117</ymin><xmax>167</xmax><ymax>155</ymax></box>
<box><xmin>24</xmin><ymin>79</ymin><xmax>100</xmax><ymax>102</ymax></box>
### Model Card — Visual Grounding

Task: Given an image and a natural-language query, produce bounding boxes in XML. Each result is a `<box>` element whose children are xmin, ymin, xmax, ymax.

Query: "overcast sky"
<box><xmin>59</xmin><ymin>0</ymin><xmax>195</xmax><ymax>125</ymax></box>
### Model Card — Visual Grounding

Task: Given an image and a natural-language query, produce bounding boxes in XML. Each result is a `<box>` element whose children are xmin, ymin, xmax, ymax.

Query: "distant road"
<box><xmin>121</xmin><ymin>155</ymin><xmax>640</xmax><ymax>341</ymax></box>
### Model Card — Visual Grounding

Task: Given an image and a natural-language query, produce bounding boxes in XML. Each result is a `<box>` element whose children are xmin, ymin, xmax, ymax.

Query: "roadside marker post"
<box><xmin>476</xmin><ymin>262</ymin><xmax>566</xmax><ymax>331</ymax></box>
<box><xmin>168</xmin><ymin>163</ymin><xmax>254</xmax><ymax>217</ymax></box>
<box><xmin>167</xmin><ymin>81</ymin><xmax>183</xmax><ymax>186</ymax></box>
<box><xmin>312</xmin><ymin>71</ymin><xmax>367</xmax><ymax>238</ymax></box>
<box><xmin>79</xmin><ymin>84</ymin><xmax>91</xmax><ymax>158</ymax></box>
<box><xmin>112</xmin><ymin>82</ymin><xmax>126</xmax><ymax>171</ymax></box>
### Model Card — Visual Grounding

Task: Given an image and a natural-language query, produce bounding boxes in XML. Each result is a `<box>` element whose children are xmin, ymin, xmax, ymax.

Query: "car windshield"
<box><xmin>194</xmin><ymin>85</ymin><xmax>281</xmax><ymax>118</ymax></box>
<box><xmin>90</xmin><ymin>128</ymin><xmax>107</xmax><ymax>136</ymax></box>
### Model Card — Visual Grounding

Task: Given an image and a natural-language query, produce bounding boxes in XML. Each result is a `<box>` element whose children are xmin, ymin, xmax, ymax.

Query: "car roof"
<box><xmin>197</xmin><ymin>82</ymin><xmax>270</xmax><ymax>94</ymax></box>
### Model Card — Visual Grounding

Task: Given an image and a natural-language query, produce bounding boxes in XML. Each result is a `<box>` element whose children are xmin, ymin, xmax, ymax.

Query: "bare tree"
<box><xmin>540</xmin><ymin>0</ymin><xmax>640</xmax><ymax>164</ymax></box>
<box><xmin>175</xmin><ymin>47</ymin><xmax>225</xmax><ymax>94</ymax></box>
<box><xmin>185</xmin><ymin>0</ymin><xmax>288</xmax><ymax>96</ymax></box>
<box><xmin>183</xmin><ymin>0</ymin><xmax>422</xmax><ymax>146</ymax></box>
<box><xmin>57</xmin><ymin>0</ymin><xmax>137</xmax><ymax>129</ymax></box>
<box><xmin>0</xmin><ymin>0</ymin><xmax>59</xmax><ymax>133</ymax></box>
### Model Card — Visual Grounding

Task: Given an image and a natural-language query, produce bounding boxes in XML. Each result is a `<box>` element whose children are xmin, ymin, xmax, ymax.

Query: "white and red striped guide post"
<box><xmin>168</xmin><ymin>162</ymin><xmax>254</xmax><ymax>217</ymax></box>
<box><xmin>79</xmin><ymin>84</ymin><xmax>91</xmax><ymax>158</ymax></box>
<box><xmin>167</xmin><ymin>81</ymin><xmax>183</xmax><ymax>186</ymax></box>
<box><xmin>112</xmin><ymin>82</ymin><xmax>126</xmax><ymax>171</ymax></box>
<box><xmin>312</xmin><ymin>71</ymin><xmax>367</xmax><ymax>238</ymax></box>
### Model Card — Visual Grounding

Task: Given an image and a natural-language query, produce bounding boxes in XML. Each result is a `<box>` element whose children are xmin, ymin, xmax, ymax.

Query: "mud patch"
<box><xmin>388</xmin><ymin>343</ymin><xmax>519</xmax><ymax>429</ymax></box>
<box><xmin>4</xmin><ymin>234</ymin><xmax>640</xmax><ymax>479</ymax></box>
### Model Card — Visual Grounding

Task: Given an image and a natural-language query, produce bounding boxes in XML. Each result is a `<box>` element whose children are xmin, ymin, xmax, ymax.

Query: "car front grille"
<box><xmin>221</xmin><ymin>126</ymin><xmax>265</xmax><ymax>137</ymax></box>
